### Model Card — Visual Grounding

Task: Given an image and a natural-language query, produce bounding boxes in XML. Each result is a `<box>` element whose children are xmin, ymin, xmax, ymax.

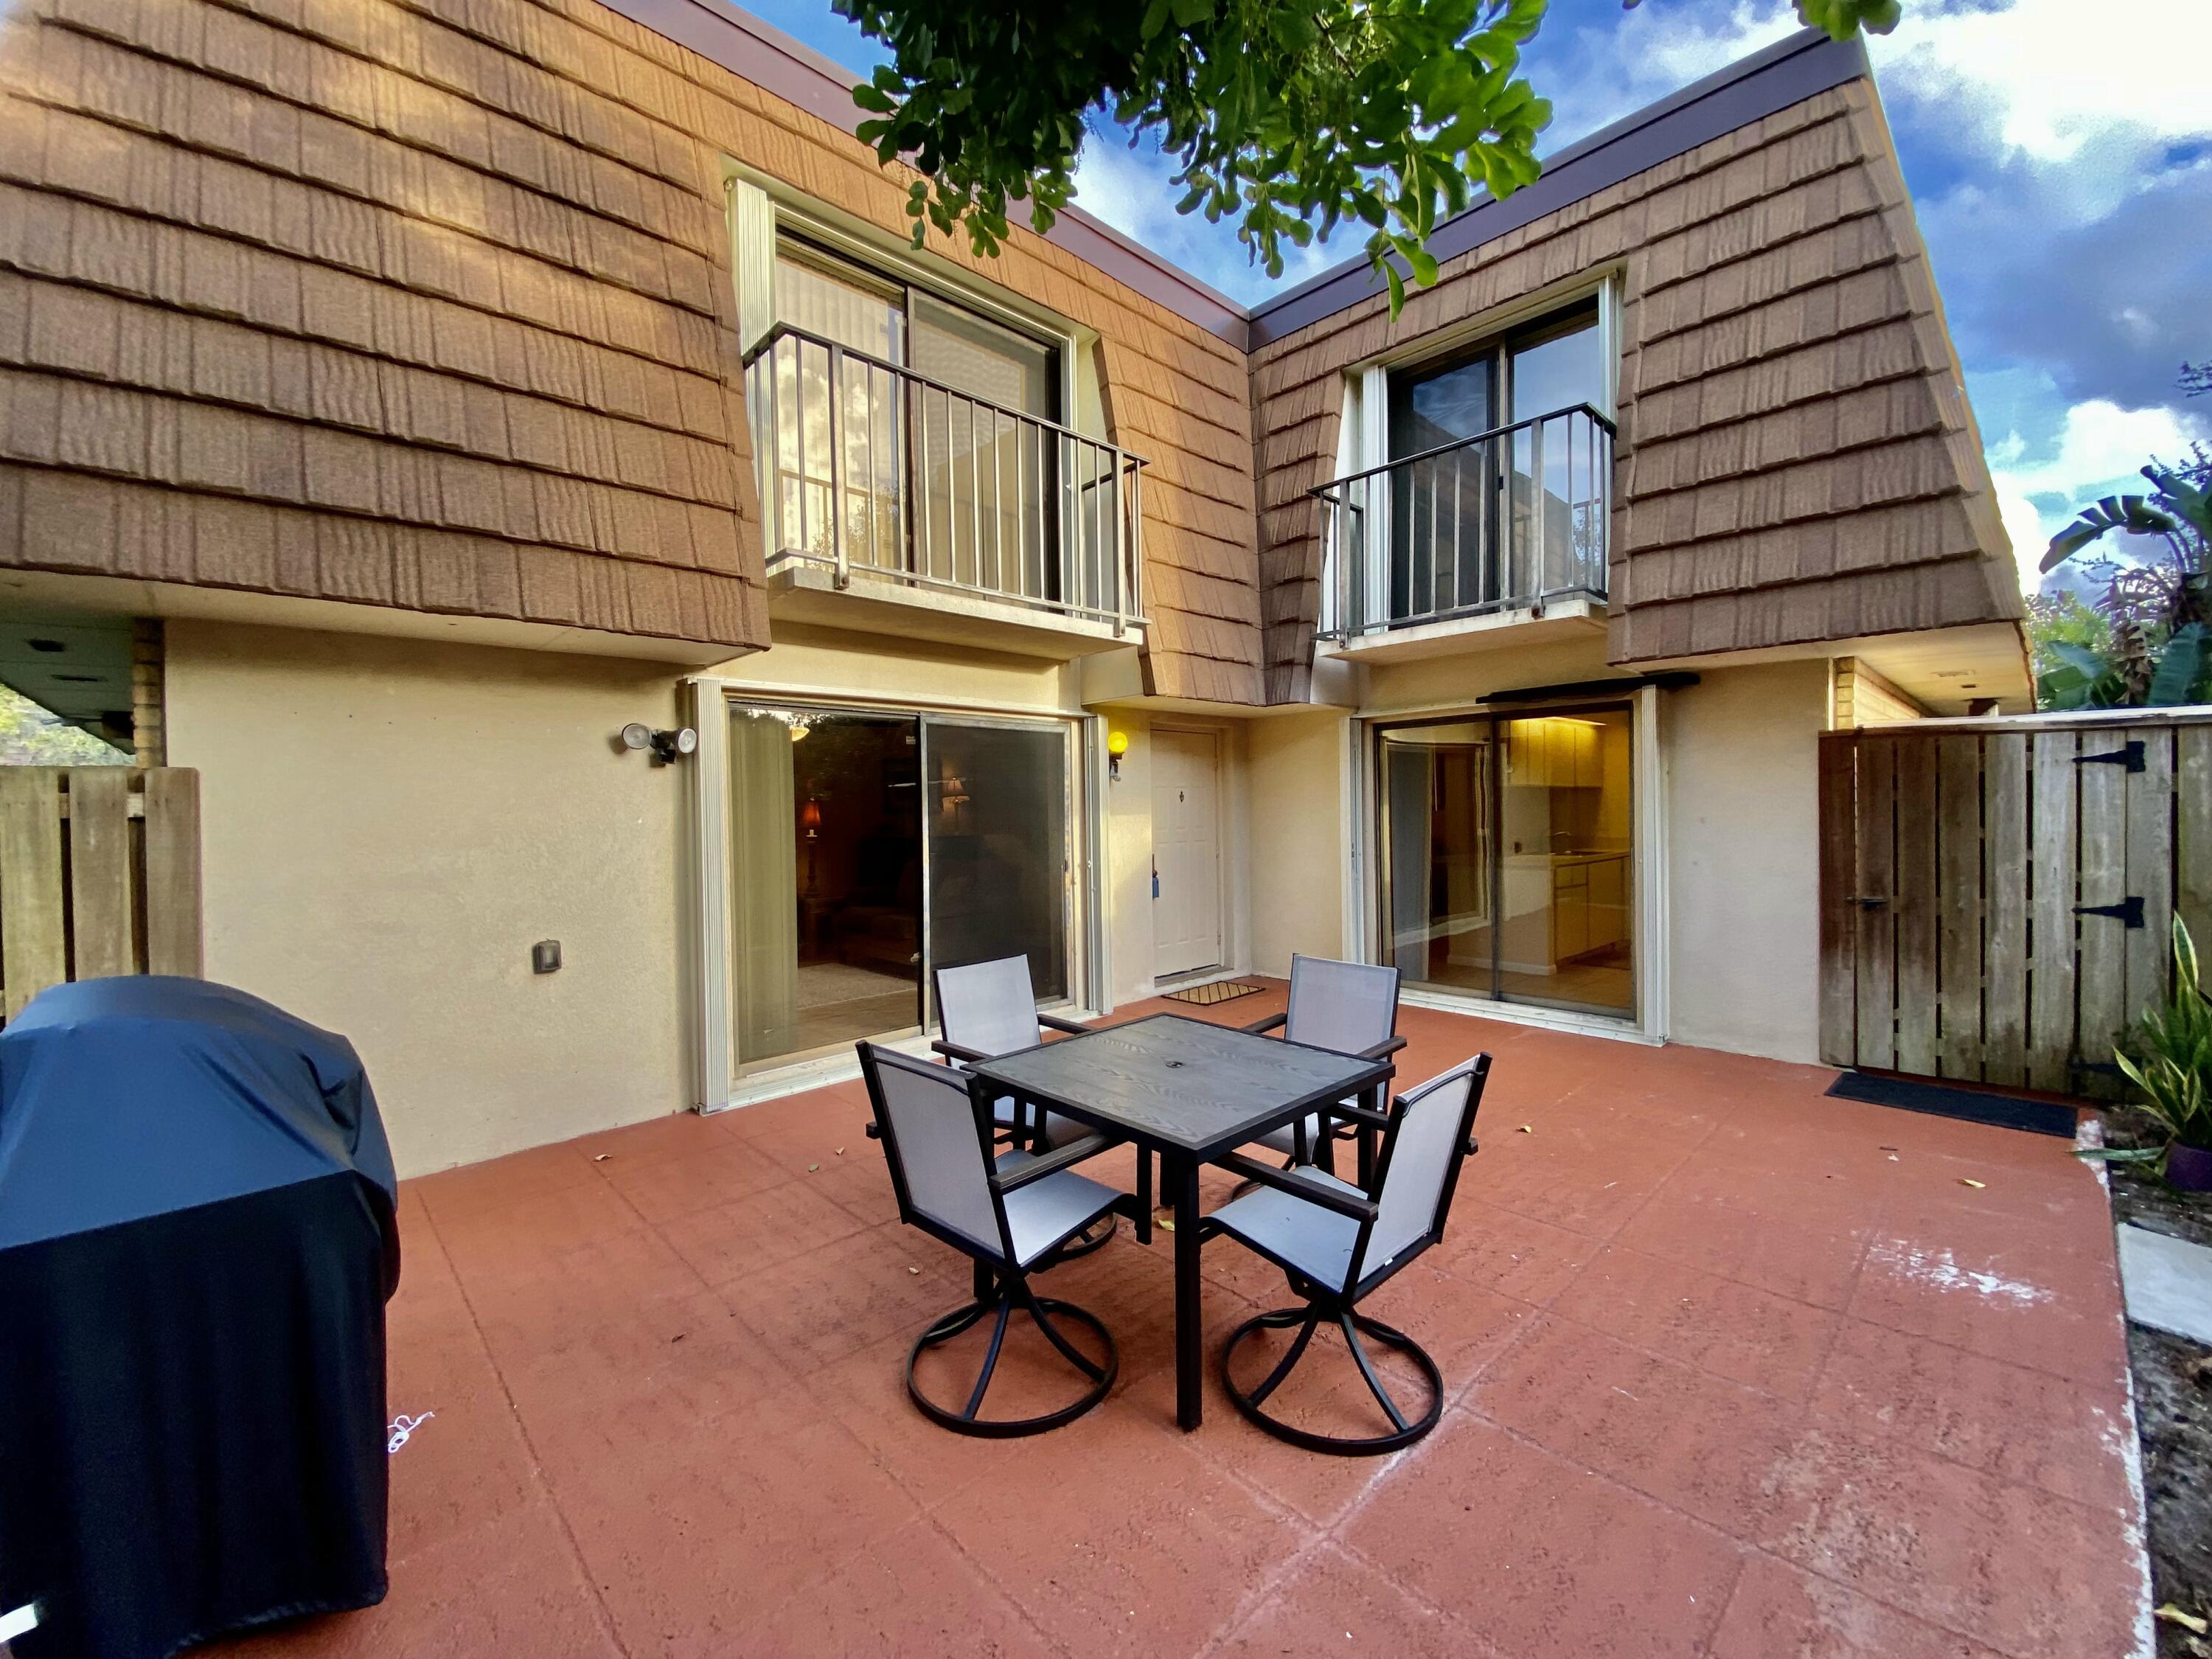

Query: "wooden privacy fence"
<box><xmin>1819</xmin><ymin>714</ymin><xmax>2212</xmax><ymax>1095</ymax></box>
<box><xmin>0</xmin><ymin>767</ymin><xmax>204</xmax><ymax>1020</ymax></box>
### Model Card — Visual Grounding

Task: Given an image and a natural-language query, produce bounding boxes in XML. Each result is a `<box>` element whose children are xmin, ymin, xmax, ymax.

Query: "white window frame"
<box><xmin>1322</xmin><ymin>274</ymin><xmax>1621</xmax><ymax>642</ymax></box>
<box><xmin>724</xmin><ymin>169</ymin><xmax>1085</xmax><ymax>436</ymax></box>
<box><xmin>685</xmin><ymin>673</ymin><xmax>1102</xmax><ymax>1111</ymax></box>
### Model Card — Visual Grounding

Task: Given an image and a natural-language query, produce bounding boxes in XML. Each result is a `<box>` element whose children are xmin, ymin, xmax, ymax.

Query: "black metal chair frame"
<box><xmin>860</xmin><ymin>1042</ymin><xmax>1142</xmax><ymax>1438</ymax></box>
<box><xmin>1201</xmin><ymin>1056</ymin><xmax>1489</xmax><ymax>1456</ymax></box>
<box><xmin>1237</xmin><ymin>957</ymin><xmax>1406</xmax><ymax>1183</ymax></box>
<box><xmin>929</xmin><ymin>959</ymin><xmax>1117</xmax><ymax>1259</ymax></box>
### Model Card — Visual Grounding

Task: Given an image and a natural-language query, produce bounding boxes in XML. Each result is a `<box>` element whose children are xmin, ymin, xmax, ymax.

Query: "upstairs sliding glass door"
<box><xmin>726</xmin><ymin>700</ymin><xmax>1075</xmax><ymax>1071</ymax></box>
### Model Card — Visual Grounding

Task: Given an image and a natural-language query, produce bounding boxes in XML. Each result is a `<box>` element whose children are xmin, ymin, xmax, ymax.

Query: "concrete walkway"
<box><xmin>209</xmin><ymin>990</ymin><xmax>2148</xmax><ymax>1658</ymax></box>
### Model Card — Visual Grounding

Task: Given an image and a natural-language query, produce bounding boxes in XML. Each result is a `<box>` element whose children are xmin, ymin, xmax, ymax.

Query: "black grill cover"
<box><xmin>0</xmin><ymin>977</ymin><xmax>401</xmax><ymax>1659</ymax></box>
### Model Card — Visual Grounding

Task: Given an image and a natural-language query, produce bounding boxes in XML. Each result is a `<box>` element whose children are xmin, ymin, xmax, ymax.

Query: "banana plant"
<box><xmin>2037</xmin><ymin>463</ymin><xmax>2212</xmax><ymax>709</ymax></box>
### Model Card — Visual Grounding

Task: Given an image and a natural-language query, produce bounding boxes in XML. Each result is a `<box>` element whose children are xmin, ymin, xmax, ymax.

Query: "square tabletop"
<box><xmin>969</xmin><ymin>1013</ymin><xmax>1393</xmax><ymax>1158</ymax></box>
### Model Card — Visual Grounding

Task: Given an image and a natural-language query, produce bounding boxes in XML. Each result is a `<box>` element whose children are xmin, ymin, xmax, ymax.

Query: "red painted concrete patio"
<box><xmin>209</xmin><ymin>992</ymin><xmax>2148</xmax><ymax>1659</ymax></box>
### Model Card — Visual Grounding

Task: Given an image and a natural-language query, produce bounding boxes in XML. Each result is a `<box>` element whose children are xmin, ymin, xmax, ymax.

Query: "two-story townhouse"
<box><xmin>0</xmin><ymin>0</ymin><xmax>2026</xmax><ymax>1175</ymax></box>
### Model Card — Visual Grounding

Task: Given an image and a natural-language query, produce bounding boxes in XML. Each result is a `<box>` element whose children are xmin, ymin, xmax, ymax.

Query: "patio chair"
<box><xmin>858</xmin><ymin>1042</ymin><xmax>1127</xmax><ymax>1437</ymax></box>
<box><xmin>931</xmin><ymin>955</ymin><xmax>1117</xmax><ymax>1255</ymax></box>
<box><xmin>1238</xmin><ymin>955</ymin><xmax>1405</xmax><ymax>1176</ymax></box>
<box><xmin>1204</xmin><ymin>1055</ymin><xmax>1489</xmax><ymax>1455</ymax></box>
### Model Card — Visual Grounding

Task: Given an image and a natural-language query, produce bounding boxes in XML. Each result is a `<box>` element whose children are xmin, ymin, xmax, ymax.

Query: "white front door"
<box><xmin>1152</xmin><ymin>728</ymin><xmax>1222</xmax><ymax>978</ymax></box>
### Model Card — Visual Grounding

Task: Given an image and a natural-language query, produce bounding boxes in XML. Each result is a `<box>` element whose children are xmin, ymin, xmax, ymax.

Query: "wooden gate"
<box><xmin>0</xmin><ymin>767</ymin><xmax>203</xmax><ymax>1020</ymax></box>
<box><xmin>1819</xmin><ymin>714</ymin><xmax>2212</xmax><ymax>1093</ymax></box>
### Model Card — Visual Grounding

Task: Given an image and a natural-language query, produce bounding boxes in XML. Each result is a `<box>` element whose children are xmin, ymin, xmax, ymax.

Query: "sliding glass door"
<box><xmin>925</xmin><ymin>720</ymin><xmax>1069</xmax><ymax>1001</ymax></box>
<box><xmin>1374</xmin><ymin>704</ymin><xmax>1635</xmax><ymax>1018</ymax></box>
<box><xmin>726</xmin><ymin>700</ymin><xmax>1076</xmax><ymax>1071</ymax></box>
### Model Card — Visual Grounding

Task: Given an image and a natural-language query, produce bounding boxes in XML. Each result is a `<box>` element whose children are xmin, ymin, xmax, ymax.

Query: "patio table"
<box><xmin>969</xmin><ymin>1013</ymin><xmax>1394</xmax><ymax>1431</ymax></box>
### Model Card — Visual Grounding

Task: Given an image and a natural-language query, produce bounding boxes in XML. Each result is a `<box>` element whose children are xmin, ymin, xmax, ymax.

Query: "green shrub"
<box><xmin>2115</xmin><ymin>915</ymin><xmax>2212</xmax><ymax>1153</ymax></box>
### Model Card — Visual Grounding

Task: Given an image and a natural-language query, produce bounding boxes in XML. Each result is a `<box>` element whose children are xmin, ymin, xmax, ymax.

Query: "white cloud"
<box><xmin>1871</xmin><ymin>0</ymin><xmax>2211</xmax><ymax>169</ymax></box>
<box><xmin>1988</xmin><ymin>397</ymin><xmax>2208</xmax><ymax>591</ymax></box>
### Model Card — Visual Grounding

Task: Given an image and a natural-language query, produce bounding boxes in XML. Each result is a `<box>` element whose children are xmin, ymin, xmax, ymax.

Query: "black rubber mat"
<box><xmin>1826</xmin><ymin>1071</ymin><xmax>2079</xmax><ymax>1138</ymax></box>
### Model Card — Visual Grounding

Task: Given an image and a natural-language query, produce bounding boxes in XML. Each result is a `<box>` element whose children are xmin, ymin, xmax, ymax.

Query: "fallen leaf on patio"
<box><xmin>1887</xmin><ymin>1154</ymin><xmax>1899</xmax><ymax>1162</ymax></box>
<box><xmin>593</xmin><ymin>1154</ymin><xmax>611</xmax><ymax>1162</ymax></box>
<box><xmin>807</xmin><ymin>1163</ymin><xmax>820</xmax><ymax>1172</ymax></box>
<box><xmin>1155</xmin><ymin>1206</ymin><xmax>1176</xmax><ymax>1232</ymax></box>
<box><xmin>670</xmin><ymin>1333</ymin><xmax>685</xmax><ymax>1343</ymax></box>
<box><xmin>835</xmin><ymin>1147</ymin><xmax>845</xmax><ymax>1155</ymax></box>
<box><xmin>2155</xmin><ymin>1604</ymin><xmax>2209</xmax><ymax>1635</ymax></box>
<box><xmin>1879</xmin><ymin>1145</ymin><xmax>1897</xmax><ymax>1152</ymax></box>
<box><xmin>1517</xmin><ymin>1125</ymin><xmax>1532</xmax><ymax>1134</ymax></box>
<box><xmin>908</xmin><ymin>1267</ymin><xmax>919</xmax><ymax>1275</ymax></box>
<box><xmin>1958</xmin><ymin>1178</ymin><xmax>1986</xmax><ymax>1189</ymax></box>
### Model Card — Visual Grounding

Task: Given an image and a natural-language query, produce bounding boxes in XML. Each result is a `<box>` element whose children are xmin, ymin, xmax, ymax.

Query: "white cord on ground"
<box><xmin>1</xmin><ymin>1602</ymin><xmax>41</xmax><ymax>1642</ymax></box>
<box><xmin>386</xmin><ymin>1412</ymin><xmax>434</xmax><ymax>1454</ymax></box>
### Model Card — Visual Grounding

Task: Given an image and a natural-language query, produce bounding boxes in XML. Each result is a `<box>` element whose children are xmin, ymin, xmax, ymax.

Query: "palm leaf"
<box><xmin>2042</xmin><ymin>494</ymin><xmax>2180</xmax><ymax>572</ymax></box>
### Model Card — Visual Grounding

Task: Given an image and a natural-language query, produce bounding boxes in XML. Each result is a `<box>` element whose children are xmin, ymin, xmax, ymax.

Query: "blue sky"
<box><xmin>743</xmin><ymin>0</ymin><xmax>2209</xmax><ymax>596</ymax></box>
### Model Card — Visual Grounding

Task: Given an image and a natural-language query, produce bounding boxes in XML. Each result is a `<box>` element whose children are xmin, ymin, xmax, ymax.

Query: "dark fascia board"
<box><xmin>1246</xmin><ymin>27</ymin><xmax>1871</xmax><ymax>347</ymax></box>
<box><xmin>1479</xmin><ymin>672</ymin><xmax>1701</xmax><ymax>703</ymax></box>
<box><xmin>602</xmin><ymin>0</ymin><xmax>1868</xmax><ymax>355</ymax></box>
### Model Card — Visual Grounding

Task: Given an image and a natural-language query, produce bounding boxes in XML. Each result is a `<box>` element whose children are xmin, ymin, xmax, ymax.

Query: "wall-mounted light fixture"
<box><xmin>1107</xmin><ymin>729</ymin><xmax>1130</xmax><ymax>781</ymax></box>
<box><xmin>619</xmin><ymin>723</ymin><xmax>698</xmax><ymax>765</ymax></box>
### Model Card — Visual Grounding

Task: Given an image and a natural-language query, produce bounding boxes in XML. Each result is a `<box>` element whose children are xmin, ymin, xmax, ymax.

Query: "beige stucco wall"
<box><xmin>1249</xmin><ymin>710</ymin><xmax>1354</xmax><ymax>975</ymax></box>
<box><xmin>166</xmin><ymin>619</ymin><xmax>696</xmax><ymax>1178</ymax></box>
<box><xmin>1663</xmin><ymin>659</ymin><xmax>1827</xmax><ymax>1062</ymax></box>
<box><xmin>1236</xmin><ymin>639</ymin><xmax>1829</xmax><ymax>1065</ymax></box>
<box><xmin>706</xmin><ymin>622</ymin><xmax>1082</xmax><ymax>714</ymax></box>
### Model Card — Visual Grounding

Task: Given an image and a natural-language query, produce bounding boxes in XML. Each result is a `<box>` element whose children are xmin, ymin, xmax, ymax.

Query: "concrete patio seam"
<box><xmin>413</xmin><ymin>1197</ymin><xmax>641</xmax><ymax>1659</ymax></box>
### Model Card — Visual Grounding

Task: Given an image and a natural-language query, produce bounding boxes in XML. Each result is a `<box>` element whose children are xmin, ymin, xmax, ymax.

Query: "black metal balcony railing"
<box><xmin>741</xmin><ymin>324</ymin><xmax>1147</xmax><ymax>634</ymax></box>
<box><xmin>1311</xmin><ymin>403</ymin><xmax>1614</xmax><ymax>641</ymax></box>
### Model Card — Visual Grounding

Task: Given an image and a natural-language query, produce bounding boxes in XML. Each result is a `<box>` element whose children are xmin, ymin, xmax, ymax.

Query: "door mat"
<box><xmin>1163</xmin><ymin>980</ymin><xmax>1265</xmax><ymax>1007</ymax></box>
<box><xmin>1826</xmin><ymin>1071</ymin><xmax>2079</xmax><ymax>1138</ymax></box>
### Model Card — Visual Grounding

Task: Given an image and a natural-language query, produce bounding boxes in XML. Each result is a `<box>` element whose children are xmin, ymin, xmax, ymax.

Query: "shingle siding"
<box><xmin>0</xmin><ymin>4</ymin><xmax>2008</xmax><ymax>701</ymax></box>
<box><xmin>0</xmin><ymin>0</ymin><xmax>1265</xmax><ymax>692</ymax></box>
<box><xmin>1249</xmin><ymin>80</ymin><xmax>2019</xmax><ymax>700</ymax></box>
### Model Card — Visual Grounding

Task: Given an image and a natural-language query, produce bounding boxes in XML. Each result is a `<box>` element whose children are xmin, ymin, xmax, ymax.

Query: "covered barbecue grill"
<box><xmin>0</xmin><ymin>977</ymin><xmax>400</xmax><ymax>1659</ymax></box>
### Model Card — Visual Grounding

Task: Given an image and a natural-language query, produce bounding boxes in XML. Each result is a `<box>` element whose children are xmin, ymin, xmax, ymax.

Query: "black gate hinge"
<box><xmin>2073</xmin><ymin>740</ymin><xmax>2146</xmax><ymax>773</ymax></box>
<box><xmin>2073</xmin><ymin>896</ymin><xmax>2145</xmax><ymax>928</ymax></box>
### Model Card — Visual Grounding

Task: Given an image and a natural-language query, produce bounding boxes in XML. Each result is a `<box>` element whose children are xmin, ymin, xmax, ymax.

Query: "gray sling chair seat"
<box><xmin>1203</xmin><ymin>1055</ymin><xmax>1489</xmax><ymax>1456</ymax></box>
<box><xmin>859</xmin><ymin>1042</ymin><xmax>1135</xmax><ymax>1437</ymax></box>
<box><xmin>929</xmin><ymin>955</ymin><xmax>1116</xmax><ymax>1257</ymax></box>
<box><xmin>1238</xmin><ymin>956</ymin><xmax>1405</xmax><ymax>1177</ymax></box>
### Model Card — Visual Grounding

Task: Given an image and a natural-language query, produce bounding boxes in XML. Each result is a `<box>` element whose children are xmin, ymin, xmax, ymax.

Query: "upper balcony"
<box><xmin>1314</xmin><ymin>403</ymin><xmax>1615</xmax><ymax>665</ymax></box>
<box><xmin>741</xmin><ymin>324</ymin><xmax>1149</xmax><ymax>658</ymax></box>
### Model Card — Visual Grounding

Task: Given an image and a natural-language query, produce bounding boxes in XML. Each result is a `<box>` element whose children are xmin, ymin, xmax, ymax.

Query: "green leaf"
<box><xmin>2046</xmin><ymin>640</ymin><xmax>2113</xmax><ymax>682</ymax></box>
<box><xmin>2147</xmin><ymin>623</ymin><xmax>2208</xmax><ymax>706</ymax></box>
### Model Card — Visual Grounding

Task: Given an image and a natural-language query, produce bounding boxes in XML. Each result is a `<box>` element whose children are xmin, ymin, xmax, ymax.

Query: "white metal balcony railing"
<box><xmin>1312</xmin><ymin>403</ymin><xmax>1615</xmax><ymax>641</ymax></box>
<box><xmin>741</xmin><ymin>324</ymin><xmax>1148</xmax><ymax>634</ymax></box>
